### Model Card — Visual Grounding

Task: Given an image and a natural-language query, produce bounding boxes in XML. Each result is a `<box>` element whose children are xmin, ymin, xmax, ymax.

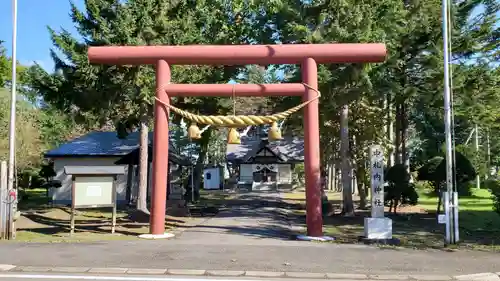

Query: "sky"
<box><xmin>0</xmin><ymin>1</ymin><xmax>497</xmax><ymax>74</ymax></box>
<box><xmin>0</xmin><ymin>0</ymin><xmax>84</xmax><ymax>72</ymax></box>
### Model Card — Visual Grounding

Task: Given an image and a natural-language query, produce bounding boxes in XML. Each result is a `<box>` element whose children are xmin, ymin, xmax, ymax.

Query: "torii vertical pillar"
<box><xmin>150</xmin><ymin>60</ymin><xmax>170</xmax><ymax>235</ymax></box>
<box><xmin>87</xmin><ymin>43</ymin><xmax>387</xmax><ymax>238</ymax></box>
<box><xmin>302</xmin><ymin>58</ymin><xmax>322</xmax><ymax>236</ymax></box>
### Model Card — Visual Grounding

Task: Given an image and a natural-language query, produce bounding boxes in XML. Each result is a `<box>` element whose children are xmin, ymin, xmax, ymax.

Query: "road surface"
<box><xmin>0</xmin><ymin>272</ymin><xmax>359</xmax><ymax>281</ymax></box>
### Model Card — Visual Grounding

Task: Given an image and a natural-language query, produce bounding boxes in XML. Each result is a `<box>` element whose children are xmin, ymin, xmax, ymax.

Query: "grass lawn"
<box><xmin>6</xmin><ymin>188</ymin><xmax>221</xmax><ymax>243</ymax></box>
<box><xmin>417</xmin><ymin>188</ymin><xmax>500</xmax><ymax>249</ymax></box>
<box><xmin>281</xmin><ymin>188</ymin><xmax>500</xmax><ymax>250</ymax></box>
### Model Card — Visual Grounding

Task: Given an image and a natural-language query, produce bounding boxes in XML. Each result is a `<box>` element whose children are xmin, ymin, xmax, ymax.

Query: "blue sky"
<box><xmin>0</xmin><ymin>1</ymin><xmax>497</xmax><ymax>74</ymax></box>
<box><xmin>0</xmin><ymin>0</ymin><xmax>83</xmax><ymax>72</ymax></box>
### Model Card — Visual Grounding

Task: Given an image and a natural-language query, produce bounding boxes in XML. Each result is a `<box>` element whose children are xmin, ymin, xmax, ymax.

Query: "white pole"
<box><xmin>453</xmin><ymin>191</ymin><xmax>459</xmax><ymax>241</ymax></box>
<box><xmin>7</xmin><ymin>0</ymin><xmax>18</xmax><ymax>240</ymax></box>
<box><xmin>443</xmin><ymin>192</ymin><xmax>450</xmax><ymax>243</ymax></box>
<box><xmin>464</xmin><ymin>128</ymin><xmax>474</xmax><ymax>145</ymax></box>
<box><xmin>442</xmin><ymin>0</ymin><xmax>455</xmax><ymax>244</ymax></box>
<box><xmin>474</xmin><ymin>124</ymin><xmax>480</xmax><ymax>189</ymax></box>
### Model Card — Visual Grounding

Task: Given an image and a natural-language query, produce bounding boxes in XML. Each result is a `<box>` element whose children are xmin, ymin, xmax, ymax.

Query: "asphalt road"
<box><xmin>0</xmin><ymin>272</ymin><xmax>355</xmax><ymax>281</ymax></box>
<box><xmin>1</xmin><ymin>239</ymin><xmax>498</xmax><ymax>276</ymax></box>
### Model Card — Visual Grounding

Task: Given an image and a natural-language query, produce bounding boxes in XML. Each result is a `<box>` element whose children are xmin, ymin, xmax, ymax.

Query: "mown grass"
<box><xmin>7</xmin><ymin>188</ymin><xmax>216</xmax><ymax>243</ymax></box>
<box><xmin>282</xmin><ymin>188</ymin><xmax>500</xmax><ymax>250</ymax></box>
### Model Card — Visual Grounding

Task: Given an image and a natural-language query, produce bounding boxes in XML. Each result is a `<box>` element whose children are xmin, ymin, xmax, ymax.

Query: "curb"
<box><xmin>2</xmin><ymin>264</ymin><xmax>499</xmax><ymax>280</ymax></box>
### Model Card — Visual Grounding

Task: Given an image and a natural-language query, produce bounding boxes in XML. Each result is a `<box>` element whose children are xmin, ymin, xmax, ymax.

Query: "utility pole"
<box><xmin>442</xmin><ymin>0</ymin><xmax>458</xmax><ymax>244</ymax></box>
<box><xmin>7</xmin><ymin>0</ymin><xmax>18</xmax><ymax>240</ymax></box>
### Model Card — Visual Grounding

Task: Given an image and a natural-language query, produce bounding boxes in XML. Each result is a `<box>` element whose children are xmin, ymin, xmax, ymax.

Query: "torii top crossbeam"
<box><xmin>87</xmin><ymin>43</ymin><xmax>386</xmax><ymax>65</ymax></box>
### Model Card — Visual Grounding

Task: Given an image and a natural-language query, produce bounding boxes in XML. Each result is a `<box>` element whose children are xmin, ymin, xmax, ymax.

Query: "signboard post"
<box><xmin>363</xmin><ymin>145</ymin><xmax>393</xmax><ymax>240</ymax></box>
<box><xmin>64</xmin><ymin>166</ymin><xmax>126</xmax><ymax>236</ymax></box>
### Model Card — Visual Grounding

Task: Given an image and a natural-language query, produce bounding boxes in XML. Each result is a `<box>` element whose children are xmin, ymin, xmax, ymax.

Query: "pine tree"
<box><xmin>26</xmin><ymin>0</ymin><xmax>280</xmax><ymax>205</ymax></box>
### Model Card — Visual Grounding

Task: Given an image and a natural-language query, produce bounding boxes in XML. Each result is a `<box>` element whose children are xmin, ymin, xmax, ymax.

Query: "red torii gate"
<box><xmin>88</xmin><ymin>43</ymin><xmax>387</xmax><ymax>237</ymax></box>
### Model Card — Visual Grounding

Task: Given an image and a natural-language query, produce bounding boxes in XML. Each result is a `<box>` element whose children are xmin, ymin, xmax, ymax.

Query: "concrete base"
<box><xmin>363</xmin><ymin>217</ymin><xmax>392</xmax><ymax>240</ymax></box>
<box><xmin>251</xmin><ymin>182</ymin><xmax>276</xmax><ymax>191</ymax></box>
<box><xmin>295</xmin><ymin>235</ymin><xmax>335</xmax><ymax>242</ymax></box>
<box><xmin>138</xmin><ymin>233</ymin><xmax>175</xmax><ymax>239</ymax></box>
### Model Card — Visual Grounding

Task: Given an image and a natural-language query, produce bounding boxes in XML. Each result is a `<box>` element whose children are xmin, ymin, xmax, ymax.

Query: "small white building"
<box><xmin>203</xmin><ymin>166</ymin><xmax>223</xmax><ymax>190</ymax></box>
<box><xmin>226</xmin><ymin>137</ymin><xmax>304</xmax><ymax>191</ymax></box>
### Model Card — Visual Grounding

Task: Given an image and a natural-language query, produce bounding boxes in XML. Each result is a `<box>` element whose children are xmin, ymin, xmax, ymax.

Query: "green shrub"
<box><xmin>417</xmin><ymin>152</ymin><xmax>476</xmax><ymax>214</ymax></box>
<box><xmin>385</xmin><ymin>164</ymin><xmax>419</xmax><ymax>212</ymax></box>
<box><xmin>417</xmin><ymin>152</ymin><xmax>476</xmax><ymax>196</ymax></box>
<box><xmin>484</xmin><ymin>179</ymin><xmax>500</xmax><ymax>216</ymax></box>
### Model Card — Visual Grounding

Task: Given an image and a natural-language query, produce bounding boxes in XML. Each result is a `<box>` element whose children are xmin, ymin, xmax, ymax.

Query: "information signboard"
<box><xmin>73</xmin><ymin>176</ymin><xmax>114</xmax><ymax>208</ymax></box>
<box><xmin>64</xmin><ymin>166</ymin><xmax>126</xmax><ymax>235</ymax></box>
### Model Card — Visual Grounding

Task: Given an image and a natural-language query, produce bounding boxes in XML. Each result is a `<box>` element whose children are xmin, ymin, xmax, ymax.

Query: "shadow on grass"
<box><xmin>17</xmin><ymin>188</ymin><xmax>306</xmax><ymax>240</ymax></box>
<box><xmin>288</xmin><ymin>207</ymin><xmax>500</xmax><ymax>251</ymax></box>
<box><xmin>18</xmin><ymin>211</ymin><xmax>186</xmax><ymax>237</ymax></box>
<box><xmin>17</xmin><ymin>202</ymin><xmax>200</xmax><ymax>239</ymax></box>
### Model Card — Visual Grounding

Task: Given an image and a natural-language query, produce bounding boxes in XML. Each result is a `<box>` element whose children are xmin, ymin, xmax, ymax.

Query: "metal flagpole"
<box><xmin>7</xmin><ymin>0</ymin><xmax>18</xmax><ymax>240</ymax></box>
<box><xmin>441</xmin><ymin>0</ymin><xmax>456</xmax><ymax>244</ymax></box>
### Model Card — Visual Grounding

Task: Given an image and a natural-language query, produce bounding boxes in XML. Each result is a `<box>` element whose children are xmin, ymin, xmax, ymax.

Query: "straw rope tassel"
<box><xmin>155</xmin><ymin>83</ymin><xmax>320</xmax><ymax>127</ymax></box>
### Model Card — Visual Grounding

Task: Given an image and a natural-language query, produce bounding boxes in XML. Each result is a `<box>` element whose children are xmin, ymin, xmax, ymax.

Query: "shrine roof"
<box><xmin>226</xmin><ymin>137</ymin><xmax>304</xmax><ymax>163</ymax></box>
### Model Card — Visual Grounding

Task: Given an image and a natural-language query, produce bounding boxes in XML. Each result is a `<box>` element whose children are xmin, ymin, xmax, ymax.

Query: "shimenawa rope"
<box><xmin>155</xmin><ymin>83</ymin><xmax>320</xmax><ymax>127</ymax></box>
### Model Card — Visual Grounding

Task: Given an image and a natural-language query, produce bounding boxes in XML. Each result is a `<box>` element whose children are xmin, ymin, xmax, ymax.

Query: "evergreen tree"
<box><xmin>25</xmin><ymin>0</ymin><xmax>279</xmax><ymax>206</ymax></box>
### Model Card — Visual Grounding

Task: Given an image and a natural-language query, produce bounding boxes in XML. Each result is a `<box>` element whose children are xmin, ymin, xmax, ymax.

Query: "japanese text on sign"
<box><xmin>370</xmin><ymin>145</ymin><xmax>385</xmax><ymax>218</ymax></box>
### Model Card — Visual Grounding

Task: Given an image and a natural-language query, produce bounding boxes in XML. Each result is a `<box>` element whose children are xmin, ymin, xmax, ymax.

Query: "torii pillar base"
<box><xmin>138</xmin><ymin>233</ymin><xmax>175</xmax><ymax>240</ymax></box>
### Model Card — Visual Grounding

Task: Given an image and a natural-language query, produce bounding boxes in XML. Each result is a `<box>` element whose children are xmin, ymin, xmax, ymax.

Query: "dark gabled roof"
<box><xmin>243</xmin><ymin>142</ymin><xmax>286</xmax><ymax>162</ymax></box>
<box><xmin>45</xmin><ymin>131</ymin><xmax>176</xmax><ymax>158</ymax></box>
<box><xmin>114</xmin><ymin>145</ymin><xmax>192</xmax><ymax>166</ymax></box>
<box><xmin>226</xmin><ymin>137</ymin><xmax>304</xmax><ymax>163</ymax></box>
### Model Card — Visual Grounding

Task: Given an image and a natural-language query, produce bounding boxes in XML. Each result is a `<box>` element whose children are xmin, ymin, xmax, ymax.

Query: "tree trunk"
<box><xmin>401</xmin><ymin>102</ymin><xmax>409</xmax><ymax>173</ymax></box>
<box><xmin>351</xmin><ymin>169</ymin><xmax>357</xmax><ymax>195</ymax></box>
<box><xmin>192</xmin><ymin>130</ymin><xmax>211</xmax><ymax>201</ymax></box>
<box><xmin>340</xmin><ymin>104</ymin><xmax>354</xmax><ymax>215</ymax></box>
<box><xmin>395</xmin><ymin>102</ymin><xmax>402</xmax><ymax>165</ymax></box>
<box><xmin>136</xmin><ymin>116</ymin><xmax>150</xmax><ymax>214</ymax></box>
<box><xmin>436</xmin><ymin>183</ymin><xmax>443</xmax><ymax>216</ymax></box>
<box><xmin>126</xmin><ymin>163</ymin><xmax>133</xmax><ymax>205</ymax></box>
<box><xmin>386</xmin><ymin>93</ymin><xmax>395</xmax><ymax>167</ymax></box>
<box><xmin>193</xmin><ymin>151</ymin><xmax>207</xmax><ymax>201</ymax></box>
<box><xmin>327</xmin><ymin>161</ymin><xmax>335</xmax><ymax>191</ymax></box>
<box><xmin>356</xmin><ymin>159</ymin><xmax>368</xmax><ymax>209</ymax></box>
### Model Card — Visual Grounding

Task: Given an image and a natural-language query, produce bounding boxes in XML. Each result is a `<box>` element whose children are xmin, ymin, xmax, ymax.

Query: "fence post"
<box><xmin>0</xmin><ymin>161</ymin><xmax>7</xmax><ymax>239</ymax></box>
